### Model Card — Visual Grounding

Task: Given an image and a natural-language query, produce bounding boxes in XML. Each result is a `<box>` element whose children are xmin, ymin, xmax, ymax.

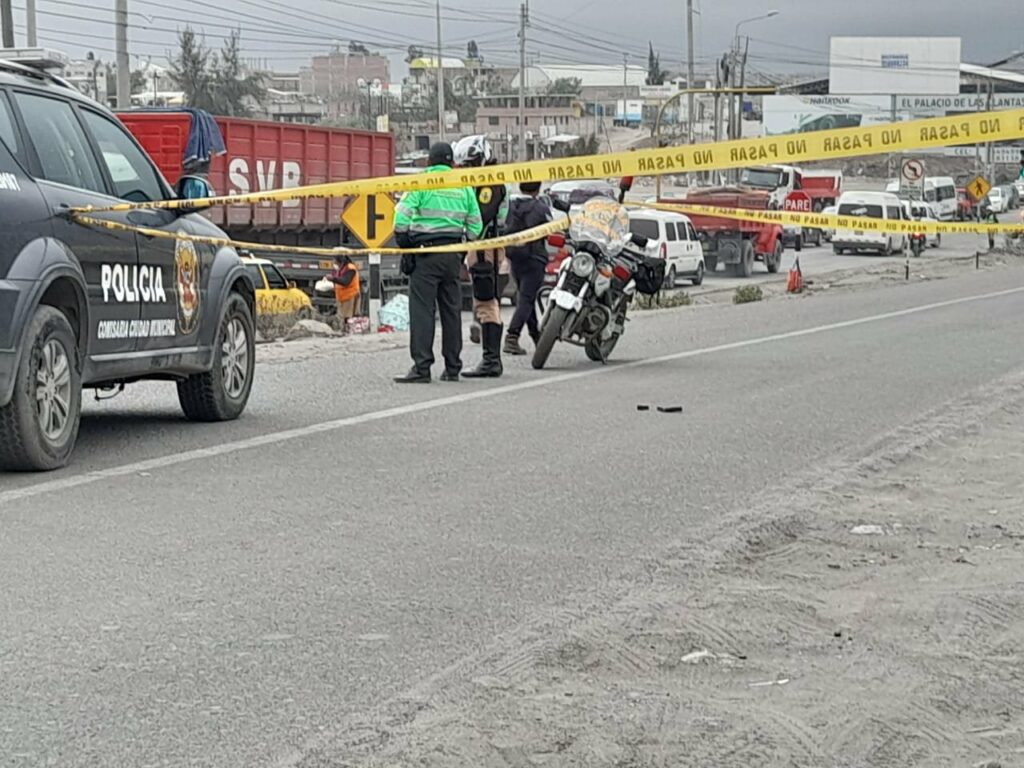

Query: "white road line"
<box><xmin>3</xmin><ymin>285</ymin><xmax>1023</xmax><ymax>506</ymax></box>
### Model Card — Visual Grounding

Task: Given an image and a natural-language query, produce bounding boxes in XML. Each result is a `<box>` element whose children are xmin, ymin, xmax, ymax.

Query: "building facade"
<box><xmin>300</xmin><ymin>51</ymin><xmax>390</xmax><ymax>118</ymax></box>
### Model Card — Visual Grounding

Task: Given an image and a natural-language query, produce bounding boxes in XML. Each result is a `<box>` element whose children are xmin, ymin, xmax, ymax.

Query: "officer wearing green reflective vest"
<box><xmin>393</xmin><ymin>142</ymin><xmax>484</xmax><ymax>384</ymax></box>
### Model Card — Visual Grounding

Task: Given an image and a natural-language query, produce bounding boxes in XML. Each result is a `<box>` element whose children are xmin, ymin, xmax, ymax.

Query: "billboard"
<box><xmin>762</xmin><ymin>93</ymin><xmax>1024</xmax><ymax>137</ymax></box>
<box><xmin>829</xmin><ymin>37</ymin><xmax>962</xmax><ymax>95</ymax></box>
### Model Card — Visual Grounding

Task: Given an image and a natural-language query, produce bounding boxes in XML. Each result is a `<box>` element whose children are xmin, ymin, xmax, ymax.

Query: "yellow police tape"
<box><xmin>70</xmin><ymin>213</ymin><xmax>569</xmax><ymax>257</ymax></box>
<box><xmin>639</xmin><ymin>203</ymin><xmax>1024</xmax><ymax>236</ymax></box>
<box><xmin>74</xmin><ymin>108</ymin><xmax>1024</xmax><ymax>214</ymax></box>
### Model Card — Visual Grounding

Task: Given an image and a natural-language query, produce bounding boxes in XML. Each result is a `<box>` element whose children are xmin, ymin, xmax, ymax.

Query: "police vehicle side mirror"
<box><xmin>174</xmin><ymin>175</ymin><xmax>216</xmax><ymax>215</ymax></box>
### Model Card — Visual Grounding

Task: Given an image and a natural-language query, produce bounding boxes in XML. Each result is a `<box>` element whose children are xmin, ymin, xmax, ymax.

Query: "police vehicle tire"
<box><xmin>178</xmin><ymin>293</ymin><xmax>255</xmax><ymax>422</ymax></box>
<box><xmin>0</xmin><ymin>306</ymin><xmax>82</xmax><ymax>471</ymax></box>
<box><xmin>532</xmin><ymin>306</ymin><xmax>568</xmax><ymax>370</ymax></box>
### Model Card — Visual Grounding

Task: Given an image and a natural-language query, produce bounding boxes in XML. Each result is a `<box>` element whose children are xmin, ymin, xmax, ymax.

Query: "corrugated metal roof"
<box><xmin>960</xmin><ymin>62</ymin><xmax>1024</xmax><ymax>86</ymax></box>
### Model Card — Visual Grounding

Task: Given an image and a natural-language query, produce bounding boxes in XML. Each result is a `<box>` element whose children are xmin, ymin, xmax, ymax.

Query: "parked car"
<box><xmin>627</xmin><ymin>208</ymin><xmax>706</xmax><ymax>287</ymax></box>
<box><xmin>821</xmin><ymin>204</ymin><xmax>837</xmax><ymax>241</ymax></box>
<box><xmin>547</xmin><ymin>179</ymin><xmax>617</xmax><ymax>209</ymax></box>
<box><xmin>900</xmin><ymin>200</ymin><xmax>941</xmax><ymax>248</ymax></box>
<box><xmin>985</xmin><ymin>187</ymin><xmax>1007</xmax><ymax>213</ymax></box>
<box><xmin>832</xmin><ymin>191</ymin><xmax>907</xmax><ymax>256</ymax></box>
<box><xmin>242</xmin><ymin>256</ymin><xmax>313</xmax><ymax>317</ymax></box>
<box><xmin>0</xmin><ymin>60</ymin><xmax>256</xmax><ymax>471</ymax></box>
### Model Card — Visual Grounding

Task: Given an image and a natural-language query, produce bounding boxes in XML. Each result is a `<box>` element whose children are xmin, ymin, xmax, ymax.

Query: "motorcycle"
<box><xmin>531</xmin><ymin>198</ymin><xmax>661</xmax><ymax>370</ymax></box>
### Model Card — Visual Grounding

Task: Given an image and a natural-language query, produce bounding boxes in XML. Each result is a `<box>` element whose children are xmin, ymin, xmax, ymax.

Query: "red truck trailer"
<box><xmin>660</xmin><ymin>188</ymin><xmax>785</xmax><ymax>277</ymax></box>
<box><xmin>117</xmin><ymin>111</ymin><xmax>396</xmax><ymax>308</ymax></box>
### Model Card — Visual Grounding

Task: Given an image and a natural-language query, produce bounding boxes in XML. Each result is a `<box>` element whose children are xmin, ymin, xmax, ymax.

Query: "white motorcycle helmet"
<box><xmin>453</xmin><ymin>135</ymin><xmax>493</xmax><ymax>167</ymax></box>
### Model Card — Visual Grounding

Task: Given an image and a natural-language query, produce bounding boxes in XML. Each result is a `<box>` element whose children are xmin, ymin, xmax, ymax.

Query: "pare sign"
<box><xmin>784</xmin><ymin>191</ymin><xmax>813</xmax><ymax>213</ymax></box>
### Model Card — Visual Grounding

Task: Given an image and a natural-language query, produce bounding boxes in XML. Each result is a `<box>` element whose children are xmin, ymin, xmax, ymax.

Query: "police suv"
<box><xmin>0</xmin><ymin>60</ymin><xmax>256</xmax><ymax>471</ymax></box>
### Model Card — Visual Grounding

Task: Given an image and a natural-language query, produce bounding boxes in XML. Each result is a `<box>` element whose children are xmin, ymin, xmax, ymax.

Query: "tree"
<box><xmin>467</xmin><ymin>40</ymin><xmax>480</xmax><ymax>60</ymax></box>
<box><xmin>212</xmin><ymin>31</ymin><xmax>266</xmax><ymax>116</ymax></box>
<box><xmin>131</xmin><ymin>70</ymin><xmax>147</xmax><ymax>94</ymax></box>
<box><xmin>405</xmin><ymin>45</ymin><xmax>423</xmax><ymax>63</ymax></box>
<box><xmin>546</xmin><ymin>77</ymin><xmax>582</xmax><ymax>95</ymax></box>
<box><xmin>171</xmin><ymin>28</ymin><xmax>265</xmax><ymax>116</ymax></box>
<box><xmin>646</xmin><ymin>42</ymin><xmax>666</xmax><ymax>86</ymax></box>
<box><xmin>349</xmin><ymin>41</ymin><xmax>370</xmax><ymax>55</ymax></box>
<box><xmin>169</xmin><ymin>28</ymin><xmax>215</xmax><ymax>111</ymax></box>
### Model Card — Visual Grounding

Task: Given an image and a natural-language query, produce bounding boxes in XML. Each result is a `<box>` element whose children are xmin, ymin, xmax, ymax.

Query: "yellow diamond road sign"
<box><xmin>341</xmin><ymin>193</ymin><xmax>396</xmax><ymax>249</ymax></box>
<box><xmin>966</xmin><ymin>175</ymin><xmax>992</xmax><ymax>203</ymax></box>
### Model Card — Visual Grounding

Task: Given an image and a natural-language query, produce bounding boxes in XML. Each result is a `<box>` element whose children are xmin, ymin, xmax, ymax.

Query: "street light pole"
<box><xmin>731</xmin><ymin>10</ymin><xmax>779</xmax><ymax>141</ymax></box>
<box><xmin>435</xmin><ymin>0</ymin><xmax>445</xmax><ymax>141</ymax></box>
<box><xmin>518</xmin><ymin>0</ymin><xmax>528</xmax><ymax>161</ymax></box>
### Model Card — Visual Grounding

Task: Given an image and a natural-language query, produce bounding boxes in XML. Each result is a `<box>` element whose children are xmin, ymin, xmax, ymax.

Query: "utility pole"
<box><xmin>736</xmin><ymin>36</ymin><xmax>750</xmax><ymax>141</ymax></box>
<box><xmin>115</xmin><ymin>0</ymin><xmax>130</xmax><ymax>108</ymax></box>
<box><xmin>986</xmin><ymin>77</ymin><xmax>995</xmax><ymax>183</ymax></box>
<box><xmin>26</xmin><ymin>0</ymin><xmax>36</xmax><ymax>46</ymax></box>
<box><xmin>1</xmin><ymin>0</ymin><xmax>14</xmax><ymax>48</ymax></box>
<box><xmin>518</xmin><ymin>0</ymin><xmax>528</xmax><ymax>161</ymax></box>
<box><xmin>115</xmin><ymin>0</ymin><xmax>131</xmax><ymax>108</ymax></box>
<box><xmin>726</xmin><ymin>48</ymin><xmax>735</xmax><ymax>141</ymax></box>
<box><xmin>686</xmin><ymin>0</ymin><xmax>695</xmax><ymax>144</ymax></box>
<box><xmin>435</xmin><ymin>0</ymin><xmax>445</xmax><ymax>141</ymax></box>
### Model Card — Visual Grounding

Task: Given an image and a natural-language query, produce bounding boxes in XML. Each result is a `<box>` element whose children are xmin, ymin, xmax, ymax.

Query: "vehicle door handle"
<box><xmin>127</xmin><ymin>209</ymin><xmax>170</xmax><ymax>234</ymax></box>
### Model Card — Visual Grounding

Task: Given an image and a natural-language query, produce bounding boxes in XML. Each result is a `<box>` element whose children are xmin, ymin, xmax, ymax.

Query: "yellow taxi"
<box><xmin>242</xmin><ymin>256</ymin><xmax>313</xmax><ymax>317</ymax></box>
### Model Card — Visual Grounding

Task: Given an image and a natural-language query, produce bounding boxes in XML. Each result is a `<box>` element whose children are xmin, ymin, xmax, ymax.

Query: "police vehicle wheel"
<box><xmin>0</xmin><ymin>306</ymin><xmax>82</xmax><ymax>471</ymax></box>
<box><xmin>178</xmin><ymin>293</ymin><xmax>255</xmax><ymax>422</ymax></box>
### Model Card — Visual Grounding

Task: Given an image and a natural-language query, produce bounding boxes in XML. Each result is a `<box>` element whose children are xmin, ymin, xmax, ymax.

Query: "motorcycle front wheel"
<box><xmin>532</xmin><ymin>306</ymin><xmax>570</xmax><ymax>370</ymax></box>
<box><xmin>585</xmin><ymin>333</ymin><xmax>620</xmax><ymax>362</ymax></box>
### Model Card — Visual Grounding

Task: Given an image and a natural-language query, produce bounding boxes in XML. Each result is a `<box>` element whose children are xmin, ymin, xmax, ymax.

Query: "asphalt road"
<box><xmin>3</xmin><ymin>262</ymin><xmax>1024</xmax><ymax>767</ymax></box>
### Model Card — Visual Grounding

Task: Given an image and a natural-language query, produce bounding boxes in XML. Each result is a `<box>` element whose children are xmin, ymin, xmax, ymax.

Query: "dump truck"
<box><xmin>661</xmin><ymin>187</ymin><xmax>785</xmax><ymax>277</ymax></box>
<box><xmin>118</xmin><ymin>110</ymin><xmax>396</xmax><ymax>310</ymax></box>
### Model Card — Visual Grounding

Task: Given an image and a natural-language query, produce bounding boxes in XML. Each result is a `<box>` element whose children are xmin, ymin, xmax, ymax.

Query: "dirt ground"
<box><xmin>292</xmin><ymin>366</ymin><xmax>1024</xmax><ymax>768</ymax></box>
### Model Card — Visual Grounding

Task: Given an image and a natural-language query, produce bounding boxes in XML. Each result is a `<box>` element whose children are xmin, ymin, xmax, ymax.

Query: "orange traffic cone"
<box><xmin>787</xmin><ymin>257</ymin><xmax>804</xmax><ymax>293</ymax></box>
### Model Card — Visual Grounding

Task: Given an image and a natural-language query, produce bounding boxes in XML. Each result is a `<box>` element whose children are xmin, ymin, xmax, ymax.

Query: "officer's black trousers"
<box><xmin>408</xmin><ymin>252</ymin><xmax>464</xmax><ymax>375</ymax></box>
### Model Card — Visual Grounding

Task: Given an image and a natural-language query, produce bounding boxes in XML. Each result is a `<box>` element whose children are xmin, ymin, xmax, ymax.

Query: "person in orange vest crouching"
<box><xmin>329</xmin><ymin>253</ymin><xmax>361</xmax><ymax>333</ymax></box>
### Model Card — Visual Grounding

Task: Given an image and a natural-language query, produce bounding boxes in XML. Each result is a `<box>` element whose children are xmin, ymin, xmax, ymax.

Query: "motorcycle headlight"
<box><xmin>571</xmin><ymin>252</ymin><xmax>595</xmax><ymax>278</ymax></box>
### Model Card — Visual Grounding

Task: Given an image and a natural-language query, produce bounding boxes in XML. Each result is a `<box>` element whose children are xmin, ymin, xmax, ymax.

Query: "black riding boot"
<box><xmin>462</xmin><ymin>323</ymin><xmax>503</xmax><ymax>378</ymax></box>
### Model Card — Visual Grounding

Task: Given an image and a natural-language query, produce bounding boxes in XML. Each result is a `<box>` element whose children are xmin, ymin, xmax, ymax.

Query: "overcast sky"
<box><xmin>17</xmin><ymin>0</ymin><xmax>1024</xmax><ymax>78</ymax></box>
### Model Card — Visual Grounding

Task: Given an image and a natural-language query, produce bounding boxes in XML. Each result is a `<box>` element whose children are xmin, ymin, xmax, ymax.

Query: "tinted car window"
<box><xmin>686</xmin><ymin>223</ymin><xmax>698</xmax><ymax>240</ymax></box>
<box><xmin>81</xmin><ymin>110</ymin><xmax>164</xmax><ymax>202</ymax></box>
<box><xmin>629</xmin><ymin>218</ymin><xmax>659</xmax><ymax>240</ymax></box>
<box><xmin>15</xmin><ymin>92</ymin><xmax>104</xmax><ymax>193</ymax></box>
<box><xmin>246</xmin><ymin>265</ymin><xmax>267</xmax><ymax>289</ymax></box>
<box><xmin>665</xmin><ymin>222</ymin><xmax>678</xmax><ymax>241</ymax></box>
<box><xmin>0</xmin><ymin>92</ymin><xmax>20</xmax><ymax>155</ymax></box>
<box><xmin>264</xmin><ymin>265</ymin><xmax>288</xmax><ymax>289</ymax></box>
<box><xmin>886</xmin><ymin>206</ymin><xmax>901</xmax><ymax>220</ymax></box>
<box><xmin>838</xmin><ymin>203</ymin><xmax>883</xmax><ymax>218</ymax></box>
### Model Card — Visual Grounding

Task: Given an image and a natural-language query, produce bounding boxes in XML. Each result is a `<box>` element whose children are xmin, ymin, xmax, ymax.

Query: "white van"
<box><xmin>627</xmin><ymin>209</ymin><xmax>706</xmax><ymax>286</ymax></box>
<box><xmin>833</xmin><ymin>191</ymin><xmax>907</xmax><ymax>256</ymax></box>
<box><xmin>885</xmin><ymin>176</ymin><xmax>957</xmax><ymax>220</ymax></box>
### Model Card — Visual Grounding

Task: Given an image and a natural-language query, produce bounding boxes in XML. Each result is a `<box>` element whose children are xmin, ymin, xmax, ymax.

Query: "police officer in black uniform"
<box><xmin>454</xmin><ymin>135</ymin><xmax>511</xmax><ymax>379</ymax></box>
